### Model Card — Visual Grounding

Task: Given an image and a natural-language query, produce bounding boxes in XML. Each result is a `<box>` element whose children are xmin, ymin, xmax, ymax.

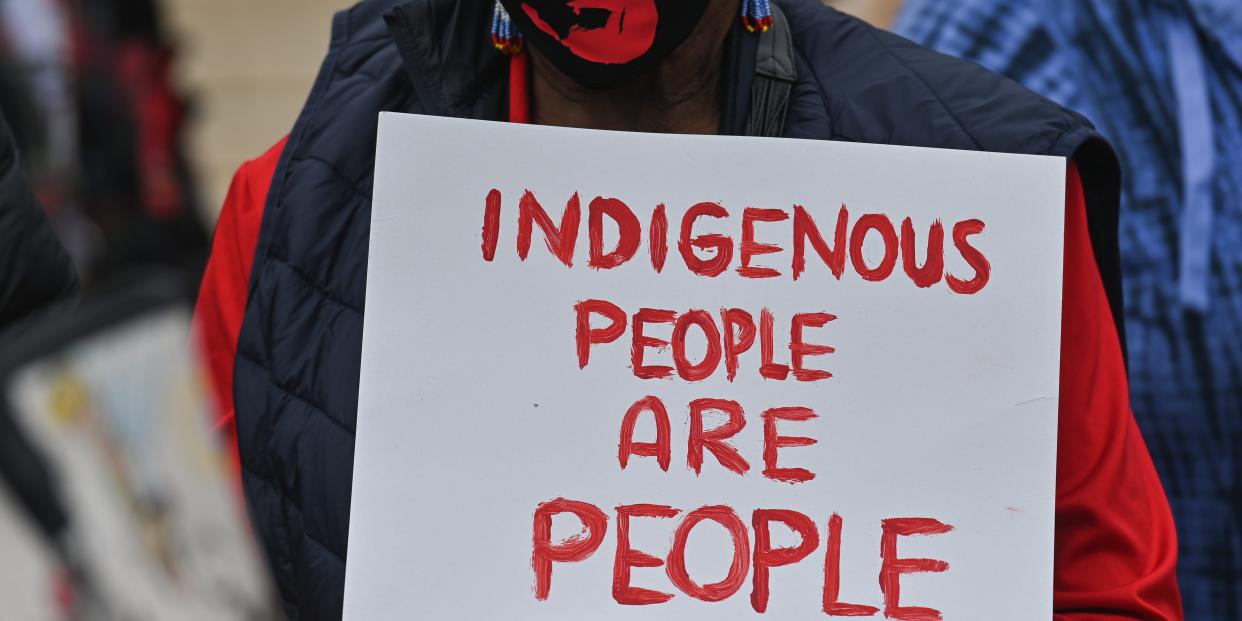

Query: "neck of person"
<box><xmin>529</xmin><ymin>4</ymin><xmax>735</xmax><ymax>135</ymax></box>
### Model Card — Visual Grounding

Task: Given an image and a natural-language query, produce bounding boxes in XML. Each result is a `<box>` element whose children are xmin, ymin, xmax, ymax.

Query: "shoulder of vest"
<box><xmin>775</xmin><ymin>0</ymin><xmax>1097</xmax><ymax>158</ymax></box>
<box><xmin>332</xmin><ymin>0</ymin><xmax>408</xmax><ymax>49</ymax></box>
<box><xmin>277</xmin><ymin>0</ymin><xmax>413</xmax><ymax>193</ymax></box>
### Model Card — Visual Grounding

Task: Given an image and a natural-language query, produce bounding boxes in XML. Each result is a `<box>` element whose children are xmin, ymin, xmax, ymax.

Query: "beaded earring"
<box><xmin>491</xmin><ymin>0</ymin><xmax>524</xmax><ymax>55</ymax></box>
<box><xmin>741</xmin><ymin>0</ymin><xmax>773</xmax><ymax>32</ymax></box>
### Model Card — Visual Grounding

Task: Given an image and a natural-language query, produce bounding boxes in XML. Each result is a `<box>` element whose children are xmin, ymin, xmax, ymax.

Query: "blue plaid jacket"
<box><xmin>896</xmin><ymin>1</ymin><xmax>1241</xmax><ymax>618</ymax></box>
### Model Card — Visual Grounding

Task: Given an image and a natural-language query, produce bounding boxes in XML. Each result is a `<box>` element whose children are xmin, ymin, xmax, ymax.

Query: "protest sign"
<box><xmin>345</xmin><ymin>113</ymin><xmax>1066</xmax><ymax>619</ymax></box>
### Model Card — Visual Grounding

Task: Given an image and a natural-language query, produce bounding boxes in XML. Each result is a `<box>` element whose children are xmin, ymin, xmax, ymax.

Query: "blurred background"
<box><xmin>163</xmin><ymin>0</ymin><xmax>346</xmax><ymax>223</ymax></box>
<box><xmin>0</xmin><ymin>0</ymin><xmax>1237</xmax><ymax>619</ymax></box>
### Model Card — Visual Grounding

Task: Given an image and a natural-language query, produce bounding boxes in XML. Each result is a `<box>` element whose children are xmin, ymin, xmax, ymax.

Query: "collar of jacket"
<box><xmin>382</xmin><ymin>0</ymin><xmax>797</xmax><ymax>135</ymax></box>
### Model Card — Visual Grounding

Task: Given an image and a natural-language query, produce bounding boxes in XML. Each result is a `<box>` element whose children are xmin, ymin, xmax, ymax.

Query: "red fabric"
<box><xmin>114</xmin><ymin>42</ymin><xmax>185</xmax><ymax>219</ymax></box>
<box><xmin>509</xmin><ymin>51</ymin><xmax>531</xmax><ymax>123</ymax></box>
<box><xmin>194</xmin><ymin>71</ymin><xmax>1180</xmax><ymax>615</ymax></box>
<box><xmin>1053</xmin><ymin>164</ymin><xmax>1182</xmax><ymax>619</ymax></box>
<box><xmin>193</xmin><ymin>137</ymin><xmax>286</xmax><ymax>460</ymax></box>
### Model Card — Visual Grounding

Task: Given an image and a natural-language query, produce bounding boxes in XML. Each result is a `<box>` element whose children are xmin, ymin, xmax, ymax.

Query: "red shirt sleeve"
<box><xmin>1053</xmin><ymin>163</ymin><xmax>1182</xmax><ymax>619</ymax></box>
<box><xmin>193</xmin><ymin>137</ymin><xmax>287</xmax><ymax>455</ymax></box>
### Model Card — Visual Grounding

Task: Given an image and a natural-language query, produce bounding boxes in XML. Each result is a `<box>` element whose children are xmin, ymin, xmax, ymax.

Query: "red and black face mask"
<box><xmin>498</xmin><ymin>0</ymin><xmax>713</xmax><ymax>88</ymax></box>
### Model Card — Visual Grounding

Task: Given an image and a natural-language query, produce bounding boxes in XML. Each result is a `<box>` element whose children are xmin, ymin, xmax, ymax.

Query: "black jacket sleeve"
<box><xmin>0</xmin><ymin>108</ymin><xmax>78</xmax><ymax>328</ymax></box>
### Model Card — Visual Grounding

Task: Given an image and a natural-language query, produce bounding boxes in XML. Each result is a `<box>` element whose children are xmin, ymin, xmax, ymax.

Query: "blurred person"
<box><xmin>0</xmin><ymin>0</ymin><xmax>75</xmax><ymax>181</ymax></box>
<box><xmin>0</xmin><ymin>104</ymin><xmax>77</xmax><ymax>579</ymax></box>
<box><xmin>0</xmin><ymin>107</ymin><xmax>77</xmax><ymax>331</ymax></box>
<box><xmin>0</xmin><ymin>0</ymin><xmax>208</xmax><ymax>283</ymax></box>
<box><xmin>66</xmin><ymin>0</ymin><xmax>207</xmax><ymax>278</ymax></box>
<box><xmin>896</xmin><ymin>2</ymin><xmax>1242</xmax><ymax>617</ymax></box>
<box><xmin>195</xmin><ymin>0</ymin><xmax>1182</xmax><ymax>617</ymax></box>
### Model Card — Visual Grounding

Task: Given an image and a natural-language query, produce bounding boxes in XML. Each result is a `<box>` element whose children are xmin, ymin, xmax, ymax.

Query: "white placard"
<box><xmin>346</xmin><ymin>113</ymin><xmax>1065</xmax><ymax>620</ymax></box>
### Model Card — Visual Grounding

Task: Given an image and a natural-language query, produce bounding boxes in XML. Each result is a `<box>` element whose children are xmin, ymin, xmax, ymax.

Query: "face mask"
<box><xmin>499</xmin><ymin>0</ymin><xmax>713</xmax><ymax>88</ymax></box>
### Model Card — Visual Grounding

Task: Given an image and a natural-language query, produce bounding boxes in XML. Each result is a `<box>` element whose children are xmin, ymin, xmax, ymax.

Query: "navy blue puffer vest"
<box><xmin>233</xmin><ymin>0</ymin><xmax>1123</xmax><ymax>617</ymax></box>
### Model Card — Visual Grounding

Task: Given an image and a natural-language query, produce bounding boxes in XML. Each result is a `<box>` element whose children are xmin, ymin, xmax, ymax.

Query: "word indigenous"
<box><xmin>480</xmin><ymin>189</ymin><xmax>969</xmax><ymax>620</ymax></box>
<box><xmin>480</xmin><ymin>189</ymin><xmax>992</xmax><ymax>292</ymax></box>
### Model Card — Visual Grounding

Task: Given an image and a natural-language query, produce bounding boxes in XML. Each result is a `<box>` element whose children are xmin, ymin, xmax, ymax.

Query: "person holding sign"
<box><xmin>194</xmin><ymin>0</ymin><xmax>1182</xmax><ymax>618</ymax></box>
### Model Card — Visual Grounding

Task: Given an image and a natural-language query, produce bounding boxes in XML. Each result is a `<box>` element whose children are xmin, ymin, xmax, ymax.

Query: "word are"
<box><xmin>618</xmin><ymin>395</ymin><xmax>819</xmax><ymax>484</ymax></box>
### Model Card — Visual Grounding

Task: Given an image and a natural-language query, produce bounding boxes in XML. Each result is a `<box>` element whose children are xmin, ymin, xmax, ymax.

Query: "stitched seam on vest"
<box><xmin>302</xmin><ymin>531</ymin><xmax>346</xmax><ymax>565</ymax></box>
<box><xmin>277</xmin><ymin>496</ymin><xmax>347</xmax><ymax>564</ymax></box>
<box><xmin>237</xmin><ymin>463</ymin><xmax>297</xmax><ymax>612</ymax></box>
<box><xmin>788</xmin><ymin>45</ymin><xmax>835</xmax><ymax>138</ymax></box>
<box><xmin>335</xmin><ymin>69</ymin><xmax>382</xmax><ymax>83</ymax></box>
<box><xmin>296</xmin><ymin>155</ymin><xmax>373</xmax><ymax>201</ymax></box>
<box><xmin>389</xmin><ymin>7</ymin><xmax>452</xmax><ymax>116</ymax></box>
<box><xmin>1048</xmin><ymin>124</ymin><xmax>1083</xmax><ymax>158</ymax></box>
<box><xmin>284</xmin><ymin>382</ymin><xmax>354</xmax><ymax>435</ymax></box>
<box><xmin>267</xmin><ymin>256</ymin><xmax>364</xmax><ymax>315</ymax></box>
<box><xmin>329</xmin><ymin>39</ymin><xmax>393</xmax><ymax>82</ymax></box>
<box><xmin>237</xmin><ymin>353</ymin><xmax>355</xmax><ymax>568</ymax></box>
<box><xmin>866</xmin><ymin>32</ymin><xmax>983</xmax><ymax>150</ymax></box>
<box><xmin>235</xmin><ymin>348</ymin><xmax>357</xmax><ymax>436</ymax></box>
<box><xmin>340</xmin><ymin>34</ymin><xmax>391</xmax><ymax>47</ymax></box>
<box><xmin>240</xmin><ymin>458</ymin><xmax>272</xmax><ymax>481</ymax></box>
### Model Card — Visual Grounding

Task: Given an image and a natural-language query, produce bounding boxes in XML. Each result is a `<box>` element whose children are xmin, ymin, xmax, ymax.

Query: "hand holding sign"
<box><xmin>345</xmin><ymin>114</ymin><xmax>1065</xmax><ymax>620</ymax></box>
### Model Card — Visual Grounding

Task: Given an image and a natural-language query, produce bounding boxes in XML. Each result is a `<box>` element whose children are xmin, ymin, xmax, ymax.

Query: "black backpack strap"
<box><xmin>745</xmin><ymin>3</ymin><xmax>797</xmax><ymax>137</ymax></box>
